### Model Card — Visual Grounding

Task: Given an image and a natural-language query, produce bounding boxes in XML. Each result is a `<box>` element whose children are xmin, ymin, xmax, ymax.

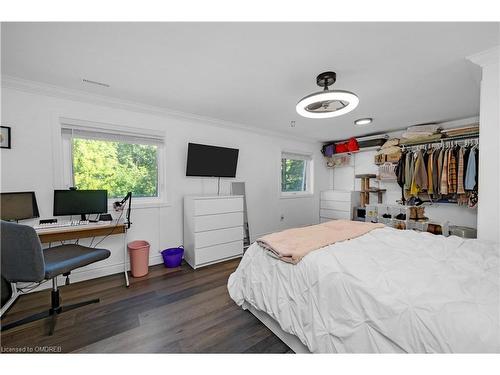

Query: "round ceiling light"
<box><xmin>354</xmin><ymin>117</ymin><xmax>373</xmax><ymax>126</ymax></box>
<box><xmin>296</xmin><ymin>71</ymin><xmax>359</xmax><ymax>119</ymax></box>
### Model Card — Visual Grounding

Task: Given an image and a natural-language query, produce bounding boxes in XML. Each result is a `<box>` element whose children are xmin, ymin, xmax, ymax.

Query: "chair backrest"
<box><xmin>0</xmin><ymin>221</ymin><xmax>45</xmax><ymax>282</ymax></box>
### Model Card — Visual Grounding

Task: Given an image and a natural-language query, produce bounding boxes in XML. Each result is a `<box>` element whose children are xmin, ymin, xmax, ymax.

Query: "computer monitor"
<box><xmin>53</xmin><ymin>189</ymin><xmax>108</xmax><ymax>221</ymax></box>
<box><xmin>0</xmin><ymin>191</ymin><xmax>40</xmax><ymax>221</ymax></box>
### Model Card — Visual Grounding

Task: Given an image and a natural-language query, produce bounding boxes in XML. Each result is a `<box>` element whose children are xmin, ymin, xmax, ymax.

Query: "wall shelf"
<box><xmin>400</xmin><ymin>132</ymin><xmax>479</xmax><ymax>148</ymax></box>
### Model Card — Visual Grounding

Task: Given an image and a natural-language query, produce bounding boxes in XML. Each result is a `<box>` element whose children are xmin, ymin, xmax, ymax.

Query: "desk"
<box><xmin>36</xmin><ymin>222</ymin><xmax>130</xmax><ymax>287</ymax></box>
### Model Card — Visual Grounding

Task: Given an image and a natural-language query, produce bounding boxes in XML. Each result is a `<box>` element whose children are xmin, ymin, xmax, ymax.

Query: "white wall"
<box><xmin>468</xmin><ymin>46</ymin><xmax>500</xmax><ymax>245</ymax></box>
<box><xmin>0</xmin><ymin>85</ymin><xmax>330</xmax><ymax>285</ymax></box>
<box><xmin>331</xmin><ymin>118</ymin><xmax>481</xmax><ymax>229</ymax></box>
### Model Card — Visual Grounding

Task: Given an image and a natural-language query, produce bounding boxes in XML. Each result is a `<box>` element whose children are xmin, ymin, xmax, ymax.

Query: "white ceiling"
<box><xmin>1</xmin><ymin>22</ymin><xmax>499</xmax><ymax>141</ymax></box>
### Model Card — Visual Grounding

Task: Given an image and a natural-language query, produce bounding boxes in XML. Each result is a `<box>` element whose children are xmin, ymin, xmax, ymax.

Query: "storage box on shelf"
<box><xmin>374</xmin><ymin>153</ymin><xmax>401</xmax><ymax>165</ymax></box>
<box><xmin>425</xmin><ymin>220</ymin><xmax>450</xmax><ymax>236</ymax></box>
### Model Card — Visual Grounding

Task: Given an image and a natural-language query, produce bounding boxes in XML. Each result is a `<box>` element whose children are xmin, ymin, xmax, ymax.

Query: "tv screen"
<box><xmin>186</xmin><ymin>143</ymin><xmax>239</xmax><ymax>177</ymax></box>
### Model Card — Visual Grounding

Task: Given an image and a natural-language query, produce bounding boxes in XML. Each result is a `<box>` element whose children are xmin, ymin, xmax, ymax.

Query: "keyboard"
<box><xmin>33</xmin><ymin>220</ymin><xmax>108</xmax><ymax>230</ymax></box>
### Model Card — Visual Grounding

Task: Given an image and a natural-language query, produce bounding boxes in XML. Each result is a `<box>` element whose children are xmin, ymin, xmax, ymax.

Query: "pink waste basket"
<box><xmin>127</xmin><ymin>240</ymin><xmax>150</xmax><ymax>277</ymax></box>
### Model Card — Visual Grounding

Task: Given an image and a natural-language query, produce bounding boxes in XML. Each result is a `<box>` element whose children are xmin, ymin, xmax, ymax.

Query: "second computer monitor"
<box><xmin>0</xmin><ymin>191</ymin><xmax>40</xmax><ymax>221</ymax></box>
<box><xmin>53</xmin><ymin>189</ymin><xmax>108</xmax><ymax>220</ymax></box>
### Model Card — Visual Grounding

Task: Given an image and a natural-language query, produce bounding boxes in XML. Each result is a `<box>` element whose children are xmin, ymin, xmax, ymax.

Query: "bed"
<box><xmin>227</xmin><ymin>226</ymin><xmax>500</xmax><ymax>353</ymax></box>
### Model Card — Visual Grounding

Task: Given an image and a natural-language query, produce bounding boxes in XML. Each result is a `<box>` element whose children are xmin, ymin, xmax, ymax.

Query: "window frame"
<box><xmin>279</xmin><ymin>150</ymin><xmax>314</xmax><ymax>198</ymax></box>
<box><xmin>56</xmin><ymin>117</ymin><xmax>168</xmax><ymax>208</ymax></box>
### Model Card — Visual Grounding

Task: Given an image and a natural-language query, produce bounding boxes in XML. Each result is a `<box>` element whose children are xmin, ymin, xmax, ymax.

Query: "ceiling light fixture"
<box><xmin>354</xmin><ymin>118</ymin><xmax>373</xmax><ymax>126</ymax></box>
<box><xmin>296</xmin><ymin>71</ymin><xmax>359</xmax><ymax>119</ymax></box>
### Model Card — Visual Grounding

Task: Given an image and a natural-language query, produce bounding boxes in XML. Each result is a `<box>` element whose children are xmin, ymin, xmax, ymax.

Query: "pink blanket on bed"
<box><xmin>256</xmin><ymin>220</ymin><xmax>384</xmax><ymax>264</ymax></box>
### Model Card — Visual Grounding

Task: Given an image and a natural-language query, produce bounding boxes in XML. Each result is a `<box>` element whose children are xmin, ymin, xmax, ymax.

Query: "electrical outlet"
<box><xmin>280</xmin><ymin>214</ymin><xmax>285</xmax><ymax>221</ymax></box>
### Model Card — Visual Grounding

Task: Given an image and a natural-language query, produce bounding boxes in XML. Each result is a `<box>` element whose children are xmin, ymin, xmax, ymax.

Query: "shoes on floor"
<box><xmin>416</xmin><ymin>206</ymin><xmax>428</xmax><ymax>222</ymax></box>
<box><xmin>395</xmin><ymin>213</ymin><xmax>406</xmax><ymax>220</ymax></box>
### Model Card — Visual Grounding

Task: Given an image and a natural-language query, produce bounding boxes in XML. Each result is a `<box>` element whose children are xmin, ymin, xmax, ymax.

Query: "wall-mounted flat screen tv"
<box><xmin>186</xmin><ymin>143</ymin><xmax>239</xmax><ymax>178</ymax></box>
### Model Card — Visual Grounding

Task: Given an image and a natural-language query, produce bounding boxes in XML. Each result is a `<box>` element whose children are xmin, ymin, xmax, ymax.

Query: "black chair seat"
<box><xmin>2</xmin><ymin>221</ymin><xmax>113</xmax><ymax>335</ymax></box>
<box><xmin>43</xmin><ymin>245</ymin><xmax>111</xmax><ymax>279</ymax></box>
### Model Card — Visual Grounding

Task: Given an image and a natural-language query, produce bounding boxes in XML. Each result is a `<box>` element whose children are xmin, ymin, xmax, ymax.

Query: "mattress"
<box><xmin>227</xmin><ymin>227</ymin><xmax>500</xmax><ymax>353</ymax></box>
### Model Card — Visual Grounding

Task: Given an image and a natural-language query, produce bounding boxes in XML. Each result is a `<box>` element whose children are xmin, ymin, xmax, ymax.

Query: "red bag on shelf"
<box><xmin>347</xmin><ymin>137</ymin><xmax>359</xmax><ymax>152</ymax></box>
<box><xmin>335</xmin><ymin>143</ymin><xmax>349</xmax><ymax>153</ymax></box>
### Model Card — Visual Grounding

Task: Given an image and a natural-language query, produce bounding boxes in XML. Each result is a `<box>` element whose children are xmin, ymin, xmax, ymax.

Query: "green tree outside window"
<box><xmin>72</xmin><ymin>138</ymin><xmax>158</xmax><ymax>198</ymax></box>
<box><xmin>281</xmin><ymin>158</ymin><xmax>307</xmax><ymax>192</ymax></box>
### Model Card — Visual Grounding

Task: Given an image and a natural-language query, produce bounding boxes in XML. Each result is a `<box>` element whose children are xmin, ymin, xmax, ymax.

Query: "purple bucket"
<box><xmin>161</xmin><ymin>246</ymin><xmax>184</xmax><ymax>268</ymax></box>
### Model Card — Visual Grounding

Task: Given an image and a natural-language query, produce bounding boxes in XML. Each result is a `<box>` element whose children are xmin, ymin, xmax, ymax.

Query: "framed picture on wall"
<box><xmin>0</xmin><ymin>126</ymin><xmax>11</xmax><ymax>149</ymax></box>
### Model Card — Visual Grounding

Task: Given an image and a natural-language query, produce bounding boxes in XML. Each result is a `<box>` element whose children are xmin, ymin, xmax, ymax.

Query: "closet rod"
<box><xmin>399</xmin><ymin>133</ymin><xmax>479</xmax><ymax>149</ymax></box>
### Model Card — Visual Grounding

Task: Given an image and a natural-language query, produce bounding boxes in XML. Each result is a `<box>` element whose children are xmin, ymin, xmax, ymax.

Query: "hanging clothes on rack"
<box><xmin>447</xmin><ymin>146</ymin><xmax>457</xmax><ymax>194</ymax></box>
<box><xmin>436</xmin><ymin>147</ymin><xmax>444</xmax><ymax>196</ymax></box>
<box><xmin>395</xmin><ymin>137</ymin><xmax>479</xmax><ymax>208</ymax></box>
<box><xmin>440</xmin><ymin>148</ymin><xmax>449</xmax><ymax>195</ymax></box>
<box><xmin>404</xmin><ymin>152</ymin><xmax>412</xmax><ymax>192</ymax></box>
<box><xmin>410</xmin><ymin>150</ymin><xmax>427</xmax><ymax>196</ymax></box>
<box><xmin>432</xmin><ymin>147</ymin><xmax>440</xmax><ymax>198</ymax></box>
<box><xmin>427</xmin><ymin>149</ymin><xmax>434</xmax><ymax>195</ymax></box>
<box><xmin>465</xmin><ymin>145</ymin><xmax>477</xmax><ymax>190</ymax></box>
<box><xmin>457</xmin><ymin>147</ymin><xmax>465</xmax><ymax>195</ymax></box>
<box><xmin>395</xmin><ymin>151</ymin><xmax>407</xmax><ymax>203</ymax></box>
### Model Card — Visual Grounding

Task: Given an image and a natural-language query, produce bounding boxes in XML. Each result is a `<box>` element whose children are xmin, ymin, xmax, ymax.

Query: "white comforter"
<box><xmin>227</xmin><ymin>227</ymin><xmax>500</xmax><ymax>353</ymax></box>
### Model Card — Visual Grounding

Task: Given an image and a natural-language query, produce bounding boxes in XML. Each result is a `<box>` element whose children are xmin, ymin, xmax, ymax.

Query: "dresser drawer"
<box><xmin>320</xmin><ymin>209</ymin><xmax>351</xmax><ymax>220</ymax></box>
<box><xmin>194</xmin><ymin>212</ymin><xmax>243</xmax><ymax>232</ymax></box>
<box><xmin>196</xmin><ymin>240</ymin><xmax>243</xmax><ymax>265</ymax></box>
<box><xmin>320</xmin><ymin>190</ymin><xmax>352</xmax><ymax>201</ymax></box>
<box><xmin>194</xmin><ymin>198</ymin><xmax>243</xmax><ymax>216</ymax></box>
<box><xmin>320</xmin><ymin>200</ymin><xmax>351</xmax><ymax>211</ymax></box>
<box><xmin>195</xmin><ymin>226</ymin><xmax>243</xmax><ymax>248</ymax></box>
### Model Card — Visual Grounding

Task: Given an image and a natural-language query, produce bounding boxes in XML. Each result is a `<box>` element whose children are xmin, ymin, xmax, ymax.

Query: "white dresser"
<box><xmin>320</xmin><ymin>190</ymin><xmax>359</xmax><ymax>223</ymax></box>
<box><xmin>183</xmin><ymin>195</ymin><xmax>244</xmax><ymax>269</ymax></box>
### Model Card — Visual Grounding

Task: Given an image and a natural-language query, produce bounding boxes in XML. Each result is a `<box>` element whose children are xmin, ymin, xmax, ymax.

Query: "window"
<box><xmin>59</xmin><ymin>119</ymin><xmax>165</xmax><ymax>203</ymax></box>
<box><xmin>72</xmin><ymin>138</ymin><xmax>158</xmax><ymax>198</ymax></box>
<box><xmin>281</xmin><ymin>151</ymin><xmax>313</xmax><ymax>196</ymax></box>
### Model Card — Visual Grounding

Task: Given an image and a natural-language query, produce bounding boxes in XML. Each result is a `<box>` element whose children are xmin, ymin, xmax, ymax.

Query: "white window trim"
<box><xmin>279</xmin><ymin>150</ymin><xmax>314</xmax><ymax>199</ymax></box>
<box><xmin>52</xmin><ymin>116</ymin><xmax>169</xmax><ymax>208</ymax></box>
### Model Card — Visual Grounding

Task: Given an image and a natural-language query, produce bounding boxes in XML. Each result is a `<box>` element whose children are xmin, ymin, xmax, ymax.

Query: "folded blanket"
<box><xmin>376</xmin><ymin>145</ymin><xmax>401</xmax><ymax>156</ymax></box>
<box><xmin>381</xmin><ymin>138</ymin><xmax>400</xmax><ymax>149</ymax></box>
<box><xmin>407</xmin><ymin>124</ymin><xmax>441</xmax><ymax>133</ymax></box>
<box><xmin>400</xmin><ymin>133</ymin><xmax>442</xmax><ymax>145</ymax></box>
<box><xmin>257</xmin><ymin>220</ymin><xmax>384</xmax><ymax>264</ymax></box>
<box><xmin>401</xmin><ymin>131</ymin><xmax>435</xmax><ymax>138</ymax></box>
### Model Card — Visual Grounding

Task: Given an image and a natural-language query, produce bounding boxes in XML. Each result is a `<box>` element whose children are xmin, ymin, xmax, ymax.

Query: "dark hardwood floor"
<box><xmin>0</xmin><ymin>259</ymin><xmax>292</xmax><ymax>353</ymax></box>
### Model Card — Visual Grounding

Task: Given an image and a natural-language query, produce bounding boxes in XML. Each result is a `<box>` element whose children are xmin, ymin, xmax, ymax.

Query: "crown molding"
<box><xmin>467</xmin><ymin>46</ymin><xmax>500</xmax><ymax>68</ymax></box>
<box><xmin>1</xmin><ymin>75</ymin><xmax>320</xmax><ymax>145</ymax></box>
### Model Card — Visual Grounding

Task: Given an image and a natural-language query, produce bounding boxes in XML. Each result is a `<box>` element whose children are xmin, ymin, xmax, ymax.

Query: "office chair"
<box><xmin>0</xmin><ymin>220</ymin><xmax>111</xmax><ymax>335</ymax></box>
